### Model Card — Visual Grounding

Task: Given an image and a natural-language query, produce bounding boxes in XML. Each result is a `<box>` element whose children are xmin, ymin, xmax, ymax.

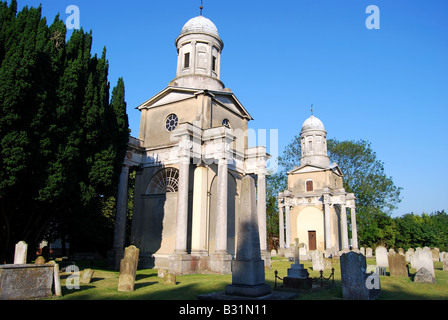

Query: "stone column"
<box><xmin>175</xmin><ymin>153</ymin><xmax>190</xmax><ymax>254</ymax></box>
<box><xmin>324</xmin><ymin>195</ymin><xmax>332</xmax><ymax>253</ymax></box>
<box><xmin>340</xmin><ymin>203</ymin><xmax>349</xmax><ymax>250</ymax></box>
<box><xmin>169</xmin><ymin>127</ymin><xmax>194</xmax><ymax>275</ymax></box>
<box><xmin>215</xmin><ymin>156</ymin><xmax>228</xmax><ymax>254</ymax></box>
<box><xmin>257</xmin><ymin>167</ymin><xmax>268</xmax><ymax>262</ymax></box>
<box><xmin>191</xmin><ymin>164</ymin><xmax>208</xmax><ymax>256</ymax></box>
<box><xmin>278</xmin><ymin>201</ymin><xmax>285</xmax><ymax>249</ymax></box>
<box><xmin>351</xmin><ymin>207</ymin><xmax>359</xmax><ymax>250</ymax></box>
<box><xmin>285</xmin><ymin>202</ymin><xmax>291</xmax><ymax>248</ymax></box>
<box><xmin>109</xmin><ymin>164</ymin><xmax>130</xmax><ymax>269</ymax></box>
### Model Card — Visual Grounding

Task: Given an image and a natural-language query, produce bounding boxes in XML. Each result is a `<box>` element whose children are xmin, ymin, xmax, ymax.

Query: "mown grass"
<box><xmin>50</xmin><ymin>258</ymin><xmax>448</xmax><ymax>300</ymax></box>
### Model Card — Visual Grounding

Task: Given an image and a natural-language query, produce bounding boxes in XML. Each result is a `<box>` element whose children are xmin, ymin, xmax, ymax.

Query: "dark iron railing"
<box><xmin>274</xmin><ymin>268</ymin><xmax>335</xmax><ymax>288</ymax></box>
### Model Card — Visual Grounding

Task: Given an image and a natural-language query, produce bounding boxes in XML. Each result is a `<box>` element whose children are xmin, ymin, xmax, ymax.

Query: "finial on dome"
<box><xmin>311</xmin><ymin>104</ymin><xmax>314</xmax><ymax>116</ymax></box>
<box><xmin>200</xmin><ymin>0</ymin><xmax>204</xmax><ymax>16</ymax></box>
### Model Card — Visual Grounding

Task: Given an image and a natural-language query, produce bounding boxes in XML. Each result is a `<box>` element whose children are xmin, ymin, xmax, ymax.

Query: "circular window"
<box><xmin>222</xmin><ymin>118</ymin><xmax>231</xmax><ymax>128</ymax></box>
<box><xmin>165</xmin><ymin>114</ymin><xmax>179</xmax><ymax>132</ymax></box>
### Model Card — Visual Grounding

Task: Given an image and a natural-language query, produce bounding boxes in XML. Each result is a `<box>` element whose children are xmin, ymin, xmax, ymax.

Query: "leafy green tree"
<box><xmin>0</xmin><ymin>1</ymin><xmax>129</xmax><ymax>262</ymax></box>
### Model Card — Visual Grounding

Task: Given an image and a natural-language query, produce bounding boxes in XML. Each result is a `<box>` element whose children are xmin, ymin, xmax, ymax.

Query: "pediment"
<box><xmin>288</xmin><ymin>163</ymin><xmax>344</xmax><ymax>177</ymax></box>
<box><xmin>137</xmin><ymin>87</ymin><xmax>197</xmax><ymax>110</ymax></box>
<box><xmin>137</xmin><ymin>86</ymin><xmax>253</xmax><ymax>120</ymax></box>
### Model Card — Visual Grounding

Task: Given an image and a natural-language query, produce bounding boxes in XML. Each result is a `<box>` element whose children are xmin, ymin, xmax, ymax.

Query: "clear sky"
<box><xmin>12</xmin><ymin>0</ymin><xmax>448</xmax><ymax>217</ymax></box>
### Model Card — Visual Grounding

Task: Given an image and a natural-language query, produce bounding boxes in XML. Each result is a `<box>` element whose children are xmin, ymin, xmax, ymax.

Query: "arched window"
<box><xmin>147</xmin><ymin>168</ymin><xmax>179</xmax><ymax>194</ymax></box>
<box><xmin>306</xmin><ymin>180</ymin><xmax>314</xmax><ymax>192</ymax></box>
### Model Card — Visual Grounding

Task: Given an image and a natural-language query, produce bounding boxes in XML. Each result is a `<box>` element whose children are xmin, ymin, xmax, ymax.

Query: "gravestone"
<box><xmin>299</xmin><ymin>243</ymin><xmax>309</xmax><ymax>261</ymax></box>
<box><xmin>414</xmin><ymin>267</ymin><xmax>435</xmax><ymax>284</ymax></box>
<box><xmin>118</xmin><ymin>245</ymin><xmax>140</xmax><ymax>292</ymax></box>
<box><xmin>311</xmin><ymin>250</ymin><xmax>325</xmax><ymax>271</ymax></box>
<box><xmin>443</xmin><ymin>254</ymin><xmax>448</xmax><ymax>271</ymax></box>
<box><xmin>34</xmin><ymin>256</ymin><xmax>45</xmax><ymax>265</ymax></box>
<box><xmin>366</xmin><ymin>248</ymin><xmax>373</xmax><ymax>258</ymax></box>
<box><xmin>80</xmin><ymin>269</ymin><xmax>94</xmax><ymax>284</ymax></box>
<box><xmin>0</xmin><ymin>264</ymin><xmax>54</xmax><ymax>300</ymax></box>
<box><xmin>412</xmin><ymin>249</ymin><xmax>435</xmax><ymax>278</ymax></box>
<box><xmin>340</xmin><ymin>251</ymin><xmax>380</xmax><ymax>300</ymax></box>
<box><xmin>430</xmin><ymin>248</ymin><xmax>439</xmax><ymax>262</ymax></box>
<box><xmin>388</xmin><ymin>253</ymin><xmax>408</xmax><ymax>277</ymax></box>
<box><xmin>398</xmin><ymin>248</ymin><xmax>405</xmax><ymax>255</ymax></box>
<box><xmin>164</xmin><ymin>273</ymin><xmax>176</xmax><ymax>285</ymax></box>
<box><xmin>405</xmin><ymin>248</ymin><xmax>414</xmax><ymax>262</ymax></box>
<box><xmin>225</xmin><ymin>176</ymin><xmax>271</xmax><ymax>298</ymax></box>
<box><xmin>14</xmin><ymin>241</ymin><xmax>27</xmax><ymax>264</ymax></box>
<box><xmin>271</xmin><ymin>249</ymin><xmax>277</xmax><ymax>257</ymax></box>
<box><xmin>375</xmin><ymin>246</ymin><xmax>388</xmax><ymax>267</ymax></box>
<box><xmin>360</xmin><ymin>247</ymin><xmax>365</xmax><ymax>255</ymax></box>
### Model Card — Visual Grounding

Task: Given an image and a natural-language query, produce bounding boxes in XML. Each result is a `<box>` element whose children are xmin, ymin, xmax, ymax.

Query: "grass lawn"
<box><xmin>51</xmin><ymin>258</ymin><xmax>448</xmax><ymax>300</ymax></box>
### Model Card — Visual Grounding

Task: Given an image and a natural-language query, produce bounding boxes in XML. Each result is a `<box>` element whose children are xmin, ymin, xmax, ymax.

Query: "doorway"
<box><xmin>308</xmin><ymin>231</ymin><xmax>317</xmax><ymax>251</ymax></box>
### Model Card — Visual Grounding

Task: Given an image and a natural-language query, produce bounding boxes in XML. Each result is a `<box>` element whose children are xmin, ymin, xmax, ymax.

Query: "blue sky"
<box><xmin>12</xmin><ymin>0</ymin><xmax>448</xmax><ymax>217</ymax></box>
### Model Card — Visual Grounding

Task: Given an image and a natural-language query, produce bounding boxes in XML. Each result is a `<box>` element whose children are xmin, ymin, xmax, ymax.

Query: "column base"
<box><xmin>209</xmin><ymin>252</ymin><xmax>232</xmax><ymax>274</ymax></box>
<box><xmin>168</xmin><ymin>252</ymin><xmax>193</xmax><ymax>276</ymax></box>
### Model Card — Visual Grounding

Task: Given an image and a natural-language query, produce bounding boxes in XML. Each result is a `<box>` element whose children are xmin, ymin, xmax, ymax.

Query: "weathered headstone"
<box><xmin>0</xmin><ymin>264</ymin><xmax>54</xmax><ymax>300</ymax></box>
<box><xmin>118</xmin><ymin>245</ymin><xmax>140</xmax><ymax>292</ymax></box>
<box><xmin>340</xmin><ymin>251</ymin><xmax>380</xmax><ymax>300</ymax></box>
<box><xmin>366</xmin><ymin>248</ymin><xmax>373</xmax><ymax>258</ymax></box>
<box><xmin>270</xmin><ymin>249</ymin><xmax>277</xmax><ymax>257</ymax></box>
<box><xmin>414</xmin><ymin>267</ymin><xmax>435</xmax><ymax>284</ymax></box>
<box><xmin>412</xmin><ymin>249</ymin><xmax>435</xmax><ymax>278</ymax></box>
<box><xmin>443</xmin><ymin>253</ymin><xmax>448</xmax><ymax>271</ymax></box>
<box><xmin>360</xmin><ymin>247</ymin><xmax>366</xmax><ymax>255</ymax></box>
<box><xmin>225</xmin><ymin>176</ymin><xmax>271</xmax><ymax>298</ymax></box>
<box><xmin>13</xmin><ymin>241</ymin><xmax>27</xmax><ymax>264</ymax></box>
<box><xmin>311</xmin><ymin>250</ymin><xmax>325</xmax><ymax>271</ymax></box>
<box><xmin>375</xmin><ymin>246</ymin><xmax>388</xmax><ymax>267</ymax></box>
<box><xmin>430</xmin><ymin>248</ymin><xmax>440</xmax><ymax>262</ymax></box>
<box><xmin>299</xmin><ymin>244</ymin><xmax>309</xmax><ymax>261</ymax></box>
<box><xmin>164</xmin><ymin>272</ymin><xmax>176</xmax><ymax>285</ymax></box>
<box><xmin>405</xmin><ymin>248</ymin><xmax>414</xmax><ymax>262</ymax></box>
<box><xmin>388</xmin><ymin>253</ymin><xmax>408</xmax><ymax>277</ymax></box>
<box><xmin>34</xmin><ymin>256</ymin><xmax>46</xmax><ymax>265</ymax></box>
<box><xmin>80</xmin><ymin>269</ymin><xmax>94</xmax><ymax>284</ymax></box>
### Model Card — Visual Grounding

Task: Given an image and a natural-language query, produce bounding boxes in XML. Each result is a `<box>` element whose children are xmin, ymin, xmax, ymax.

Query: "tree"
<box><xmin>0</xmin><ymin>1</ymin><xmax>129</xmax><ymax>262</ymax></box>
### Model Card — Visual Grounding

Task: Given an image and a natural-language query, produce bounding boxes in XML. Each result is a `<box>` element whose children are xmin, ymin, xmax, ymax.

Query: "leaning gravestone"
<box><xmin>388</xmin><ymin>253</ymin><xmax>408</xmax><ymax>277</ymax></box>
<box><xmin>14</xmin><ymin>241</ymin><xmax>28</xmax><ymax>264</ymax></box>
<box><xmin>225</xmin><ymin>176</ymin><xmax>271</xmax><ymax>298</ymax></box>
<box><xmin>80</xmin><ymin>269</ymin><xmax>94</xmax><ymax>284</ymax></box>
<box><xmin>340</xmin><ymin>251</ymin><xmax>380</xmax><ymax>300</ymax></box>
<box><xmin>414</xmin><ymin>267</ymin><xmax>435</xmax><ymax>284</ymax></box>
<box><xmin>412</xmin><ymin>249</ymin><xmax>435</xmax><ymax>278</ymax></box>
<box><xmin>375</xmin><ymin>246</ymin><xmax>388</xmax><ymax>267</ymax></box>
<box><xmin>118</xmin><ymin>245</ymin><xmax>140</xmax><ymax>292</ymax></box>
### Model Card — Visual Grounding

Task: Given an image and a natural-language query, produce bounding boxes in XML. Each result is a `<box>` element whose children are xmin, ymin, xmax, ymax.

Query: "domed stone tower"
<box><xmin>277</xmin><ymin>113</ymin><xmax>358</xmax><ymax>258</ymax></box>
<box><xmin>300</xmin><ymin>115</ymin><xmax>330</xmax><ymax>168</ymax></box>
<box><xmin>113</xmin><ymin>13</ymin><xmax>271</xmax><ymax>275</ymax></box>
<box><xmin>170</xmin><ymin>15</ymin><xmax>225</xmax><ymax>91</ymax></box>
